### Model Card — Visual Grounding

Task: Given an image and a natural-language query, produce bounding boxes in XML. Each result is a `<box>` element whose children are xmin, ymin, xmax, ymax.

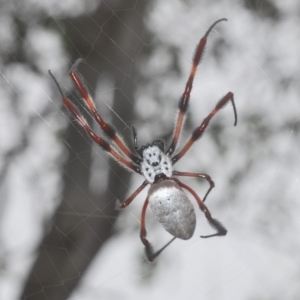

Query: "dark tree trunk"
<box><xmin>21</xmin><ymin>1</ymin><xmax>149</xmax><ymax>299</ymax></box>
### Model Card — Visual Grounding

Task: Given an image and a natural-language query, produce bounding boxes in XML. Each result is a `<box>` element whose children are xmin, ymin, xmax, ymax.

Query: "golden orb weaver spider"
<box><xmin>49</xmin><ymin>18</ymin><xmax>237</xmax><ymax>262</ymax></box>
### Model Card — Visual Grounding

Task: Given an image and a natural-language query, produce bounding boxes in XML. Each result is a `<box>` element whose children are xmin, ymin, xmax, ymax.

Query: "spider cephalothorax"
<box><xmin>140</xmin><ymin>143</ymin><xmax>173</xmax><ymax>183</ymax></box>
<box><xmin>49</xmin><ymin>18</ymin><xmax>237</xmax><ymax>262</ymax></box>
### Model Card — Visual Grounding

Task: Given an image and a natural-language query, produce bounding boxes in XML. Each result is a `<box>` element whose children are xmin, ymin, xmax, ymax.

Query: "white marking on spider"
<box><xmin>140</xmin><ymin>145</ymin><xmax>172</xmax><ymax>183</ymax></box>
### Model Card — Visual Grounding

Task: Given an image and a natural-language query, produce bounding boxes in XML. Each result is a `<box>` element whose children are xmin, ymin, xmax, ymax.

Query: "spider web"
<box><xmin>1</xmin><ymin>0</ymin><xmax>300</xmax><ymax>299</ymax></box>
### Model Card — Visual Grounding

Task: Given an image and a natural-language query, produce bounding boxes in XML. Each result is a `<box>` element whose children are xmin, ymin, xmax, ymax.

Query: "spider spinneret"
<box><xmin>49</xmin><ymin>17</ymin><xmax>237</xmax><ymax>262</ymax></box>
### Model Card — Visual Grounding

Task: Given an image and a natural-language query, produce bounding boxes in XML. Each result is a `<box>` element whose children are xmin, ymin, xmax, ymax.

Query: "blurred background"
<box><xmin>0</xmin><ymin>0</ymin><xmax>300</xmax><ymax>299</ymax></box>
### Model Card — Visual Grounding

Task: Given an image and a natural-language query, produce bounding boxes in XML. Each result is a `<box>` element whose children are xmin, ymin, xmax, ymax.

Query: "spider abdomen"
<box><xmin>148</xmin><ymin>180</ymin><xmax>196</xmax><ymax>240</ymax></box>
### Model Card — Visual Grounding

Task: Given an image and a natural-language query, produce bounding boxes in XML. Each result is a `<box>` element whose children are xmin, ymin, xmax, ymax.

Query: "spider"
<box><xmin>49</xmin><ymin>18</ymin><xmax>237</xmax><ymax>262</ymax></box>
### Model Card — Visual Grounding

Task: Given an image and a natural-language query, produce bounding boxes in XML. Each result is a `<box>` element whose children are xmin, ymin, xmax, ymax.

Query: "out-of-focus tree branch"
<box><xmin>21</xmin><ymin>1</ymin><xmax>150</xmax><ymax>299</ymax></box>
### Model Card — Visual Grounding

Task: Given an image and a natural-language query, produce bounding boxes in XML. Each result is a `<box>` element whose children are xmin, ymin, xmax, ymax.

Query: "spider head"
<box><xmin>137</xmin><ymin>139</ymin><xmax>164</xmax><ymax>158</ymax></box>
<box><xmin>140</xmin><ymin>141</ymin><xmax>172</xmax><ymax>183</ymax></box>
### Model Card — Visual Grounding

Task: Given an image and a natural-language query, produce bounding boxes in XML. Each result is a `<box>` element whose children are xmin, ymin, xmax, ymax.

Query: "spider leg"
<box><xmin>173</xmin><ymin>178</ymin><xmax>227</xmax><ymax>238</ymax></box>
<box><xmin>131</xmin><ymin>126</ymin><xmax>141</xmax><ymax>156</ymax></box>
<box><xmin>166</xmin><ymin>18</ymin><xmax>227</xmax><ymax>157</ymax></box>
<box><xmin>116</xmin><ymin>180</ymin><xmax>148</xmax><ymax>209</ymax></box>
<box><xmin>172</xmin><ymin>170</ymin><xmax>215</xmax><ymax>202</ymax></box>
<box><xmin>49</xmin><ymin>70</ymin><xmax>140</xmax><ymax>174</ymax></box>
<box><xmin>171</xmin><ymin>92</ymin><xmax>237</xmax><ymax>165</ymax></box>
<box><xmin>140</xmin><ymin>197</ymin><xmax>176</xmax><ymax>262</ymax></box>
<box><xmin>68</xmin><ymin>59</ymin><xmax>141</xmax><ymax>165</ymax></box>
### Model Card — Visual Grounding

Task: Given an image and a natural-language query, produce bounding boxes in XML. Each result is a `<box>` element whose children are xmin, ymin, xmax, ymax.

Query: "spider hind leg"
<box><xmin>140</xmin><ymin>197</ymin><xmax>177</xmax><ymax>262</ymax></box>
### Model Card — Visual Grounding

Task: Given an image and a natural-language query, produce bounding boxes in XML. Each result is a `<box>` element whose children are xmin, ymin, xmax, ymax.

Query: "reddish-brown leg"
<box><xmin>49</xmin><ymin>70</ymin><xmax>141</xmax><ymax>174</ymax></box>
<box><xmin>140</xmin><ymin>198</ymin><xmax>176</xmax><ymax>262</ymax></box>
<box><xmin>172</xmin><ymin>170</ymin><xmax>215</xmax><ymax>202</ymax></box>
<box><xmin>171</xmin><ymin>92</ymin><xmax>237</xmax><ymax>165</ymax></box>
<box><xmin>116</xmin><ymin>180</ymin><xmax>148</xmax><ymax>209</ymax></box>
<box><xmin>166</xmin><ymin>18</ymin><xmax>227</xmax><ymax>156</ymax></box>
<box><xmin>68</xmin><ymin>59</ymin><xmax>141</xmax><ymax>165</ymax></box>
<box><xmin>173</xmin><ymin>178</ymin><xmax>227</xmax><ymax>238</ymax></box>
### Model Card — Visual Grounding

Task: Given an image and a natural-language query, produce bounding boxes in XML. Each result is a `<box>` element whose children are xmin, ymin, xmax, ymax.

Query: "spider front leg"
<box><xmin>48</xmin><ymin>70</ymin><xmax>141</xmax><ymax>174</ymax></box>
<box><xmin>140</xmin><ymin>198</ymin><xmax>176</xmax><ymax>262</ymax></box>
<box><xmin>172</xmin><ymin>170</ymin><xmax>215</xmax><ymax>202</ymax></box>
<box><xmin>68</xmin><ymin>59</ymin><xmax>141</xmax><ymax>165</ymax></box>
<box><xmin>166</xmin><ymin>18</ymin><xmax>228</xmax><ymax>156</ymax></box>
<box><xmin>172</xmin><ymin>92</ymin><xmax>237</xmax><ymax>165</ymax></box>
<box><xmin>173</xmin><ymin>178</ymin><xmax>227</xmax><ymax>238</ymax></box>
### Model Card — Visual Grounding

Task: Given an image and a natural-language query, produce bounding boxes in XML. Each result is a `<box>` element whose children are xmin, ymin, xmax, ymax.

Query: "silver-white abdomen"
<box><xmin>148</xmin><ymin>180</ymin><xmax>196</xmax><ymax>240</ymax></box>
